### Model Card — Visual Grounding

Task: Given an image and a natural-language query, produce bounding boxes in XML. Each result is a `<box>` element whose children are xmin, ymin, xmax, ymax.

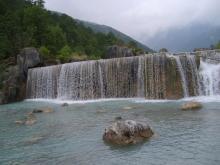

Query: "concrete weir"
<box><xmin>26</xmin><ymin>50</ymin><xmax>220</xmax><ymax>100</ymax></box>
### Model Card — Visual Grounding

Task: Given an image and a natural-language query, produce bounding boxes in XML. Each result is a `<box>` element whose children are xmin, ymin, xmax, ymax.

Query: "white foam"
<box><xmin>25</xmin><ymin>98</ymin><xmax>175</xmax><ymax>104</ymax></box>
<box><xmin>179</xmin><ymin>95</ymin><xmax>220</xmax><ymax>103</ymax></box>
<box><xmin>25</xmin><ymin>95</ymin><xmax>220</xmax><ymax>105</ymax></box>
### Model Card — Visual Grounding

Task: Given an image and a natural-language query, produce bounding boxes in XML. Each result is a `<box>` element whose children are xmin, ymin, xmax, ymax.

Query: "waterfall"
<box><xmin>199</xmin><ymin>58</ymin><xmax>220</xmax><ymax>96</ymax></box>
<box><xmin>174</xmin><ymin>55</ymin><xmax>189</xmax><ymax>97</ymax></box>
<box><xmin>26</xmin><ymin>51</ymin><xmax>220</xmax><ymax>100</ymax></box>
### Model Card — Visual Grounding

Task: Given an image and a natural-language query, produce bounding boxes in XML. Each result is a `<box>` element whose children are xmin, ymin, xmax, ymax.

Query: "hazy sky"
<box><xmin>45</xmin><ymin>0</ymin><xmax>220</xmax><ymax>43</ymax></box>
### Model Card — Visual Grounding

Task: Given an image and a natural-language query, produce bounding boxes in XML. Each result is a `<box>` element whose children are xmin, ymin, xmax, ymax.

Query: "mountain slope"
<box><xmin>77</xmin><ymin>19</ymin><xmax>153</xmax><ymax>52</ymax></box>
<box><xmin>144</xmin><ymin>23</ymin><xmax>220</xmax><ymax>52</ymax></box>
<box><xmin>1</xmin><ymin>0</ymin><xmax>154</xmax><ymax>62</ymax></box>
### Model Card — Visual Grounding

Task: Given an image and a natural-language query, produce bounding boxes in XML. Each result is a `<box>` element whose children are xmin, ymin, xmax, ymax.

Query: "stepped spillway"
<box><xmin>26</xmin><ymin>50</ymin><xmax>220</xmax><ymax>100</ymax></box>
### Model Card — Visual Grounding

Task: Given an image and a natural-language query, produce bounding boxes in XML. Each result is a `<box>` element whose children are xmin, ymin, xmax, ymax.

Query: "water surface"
<box><xmin>0</xmin><ymin>99</ymin><xmax>220</xmax><ymax>165</ymax></box>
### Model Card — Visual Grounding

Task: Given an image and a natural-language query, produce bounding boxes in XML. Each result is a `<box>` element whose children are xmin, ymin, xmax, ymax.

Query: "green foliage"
<box><xmin>215</xmin><ymin>41</ymin><xmax>220</xmax><ymax>49</ymax></box>
<box><xmin>58</xmin><ymin>45</ymin><xmax>72</xmax><ymax>62</ymax></box>
<box><xmin>45</xmin><ymin>25</ymin><xmax>67</xmax><ymax>54</ymax></box>
<box><xmin>128</xmin><ymin>41</ymin><xmax>137</xmax><ymax>48</ymax></box>
<box><xmin>39</xmin><ymin>46</ymin><xmax>50</xmax><ymax>58</ymax></box>
<box><xmin>0</xmin><ymin>0</ymin><xmax>144</xmax><ymax>63</ymax></box>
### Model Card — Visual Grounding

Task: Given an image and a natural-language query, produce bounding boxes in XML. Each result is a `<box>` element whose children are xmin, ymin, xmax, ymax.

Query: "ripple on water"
<box><xmin>0</xmin><ymin>100</ymin><xmax>220</xmax><ymax>165</ymax></box>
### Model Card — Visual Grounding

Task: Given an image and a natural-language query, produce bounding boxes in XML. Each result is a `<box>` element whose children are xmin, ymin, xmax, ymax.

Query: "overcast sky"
<box><xmin>45</xmin><ymin>0</ymin><xmax>220</xmax><ymax>43</ymax></box>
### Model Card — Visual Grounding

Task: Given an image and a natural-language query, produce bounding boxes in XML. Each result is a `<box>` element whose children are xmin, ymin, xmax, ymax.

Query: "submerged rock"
<box><xmin>115</xmin><ymin>116</ymin><xmax>122</xmax><ymax>120</ymax></box>
<box><xmin>15</xmin><ymin>113</ymin><xmax>37</xmax><ymax>126</ymax></box>
<box><xmin>123</xmin><ymin>106</ymin><xmax>133</xmax><ymax>110</ymax></box>
<box><xmin>15</xmin><ymin>120</ymin><xmax>24</xmax><ymax>125</ymax></box>
<box><xmin>103</xmin><ymin>120</ymin><xmax>153</xmax><ymax>145</ymax></box>
<box><xmin>33</xmin><ymin>107</ymin><xmax>54</xmax><ymax>113</ymax></box>
<box><xmin>61</xmin><ymin>103</ymin><xmax>69</xmax><ymax>107</ymax></box>
<box><xmin>25</xmin><ymin>136</ymin><xmax>44</xmax><ymax>145</ymax></box>
<box><xmin>181</xmin><ymin>101</ymin><xmax>202</xmax><ymax>111</ymax></box>
<box><xmin>25</xmin><ymin>113</ymin><xmax>37</xmax><ymax>125</ymax></box>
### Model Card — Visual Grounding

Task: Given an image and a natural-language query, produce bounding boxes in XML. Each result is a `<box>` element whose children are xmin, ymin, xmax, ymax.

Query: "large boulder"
<box><xmin>105</xmin><ymin>45</ymin><xmax>135</xmax><ymax>59</ymax></box>
<box><xmin>103</xmin><ymin>120</ymin><xmax>153</xmax><ymax>145</ymax></box>
<box><xmin>17</xmin><ymin>47</ymin><xmax>41</xmax><ymax>80</ymax></box>
<box><xmin>181</xmin><ymin>101</ymin><xmax>202</xmax><ymax>110</ymax></box>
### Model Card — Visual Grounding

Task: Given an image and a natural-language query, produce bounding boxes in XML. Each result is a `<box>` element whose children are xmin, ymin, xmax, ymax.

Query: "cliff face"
<box><xmin>0</xmin><ymin>48</ymin><xmax>42</xmax><ymax>104</ymax></box>
<box><xmin>105</xmin><ymin>45</ymin><xmax>136</xmax><ymax>59</ymax></box>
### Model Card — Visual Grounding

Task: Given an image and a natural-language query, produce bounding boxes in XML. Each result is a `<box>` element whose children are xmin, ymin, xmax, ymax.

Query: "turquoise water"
<box><xmin>0</xmin><ymin>99</ymin><xmax>220</xmax><ymax>165</ymax></box>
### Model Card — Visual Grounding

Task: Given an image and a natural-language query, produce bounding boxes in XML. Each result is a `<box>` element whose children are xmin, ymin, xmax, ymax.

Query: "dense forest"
<box><xmin>0</xmin><ymin>0</ymin><xmax>142</xmax><ymax>63</ymax></box>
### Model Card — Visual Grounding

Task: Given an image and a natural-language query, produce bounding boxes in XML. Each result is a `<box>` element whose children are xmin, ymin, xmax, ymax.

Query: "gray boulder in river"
<box><xmin>103</xmin><ymin>120</ymin><xmax>154</xmax><ymax>145</ymax></box>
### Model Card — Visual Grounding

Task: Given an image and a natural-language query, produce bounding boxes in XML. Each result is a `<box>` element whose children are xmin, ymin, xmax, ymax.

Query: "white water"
<box><xmin>199</xmin><ymin>60</ymin><xmax>220</xmax><ymax>96</ymax></box>
<box><xmin>26</xmin><ymin>51</ymin><xmax>220</xmax><ymax>101</ymax></box>
<box><xmin>174</xmin><ymin>56</ymin><xmax>189</xmax><ymax>97</ymax></box>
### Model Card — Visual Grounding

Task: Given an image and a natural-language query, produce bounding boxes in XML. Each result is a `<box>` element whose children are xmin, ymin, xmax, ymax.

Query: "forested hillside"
<box><xmin>0</xmin><ymin>0</ymin><xmax>144</xmax><ymax>63</ymax></box>
<box><xmin>77</xmin><ymin>19</ymin><xmax>153</xmax><ymax>52</ymax></box>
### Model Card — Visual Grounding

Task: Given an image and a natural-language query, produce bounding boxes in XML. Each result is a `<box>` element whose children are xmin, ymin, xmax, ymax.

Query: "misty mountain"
<box><xmin>76</xmin><ymin>19</ymin><xmax>154</xmax><ymax>52</ymax></box>
<box><xmin>145</xmin><ymin>24</ymin><xmax>220</xmax><ymax>52</ymax></box>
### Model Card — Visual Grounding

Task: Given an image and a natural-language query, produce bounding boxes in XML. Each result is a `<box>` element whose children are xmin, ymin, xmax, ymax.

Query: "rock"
<box><xmin>15</xmin><ymin>113</ymin><xmax>37</xmax><ymax>126</ymax></box>
<box><xmin>96</xmin><ymin>110</ymin><xmax>106</xmax><ymax>114</ymax></box>
<box><xmin>181</xmin><ymin>101</ymin><xmax>202</xmax><ymax>111</ymax></box>
<box><xmin>105</xmin><ymin>45</ymin><xmax>136</xmax><ymax>59</ymax></box>
<box><xmin>17</xmin><ymin>47</ymin><xmax>41</xmax><ymax>80</ymax></box>
<box><xmin>103</xmin><ymin>120</ymin><xmax>153</xmax><ymax>145</ymax></box>
<box><xmin>115</xmin><ymin>116</ymin><xmax>122</xmax><ymax>120</ymax></box>
<box><xmin>25</xmin><ymin>136</ymin><xmax>44</xmax><ymax>145</ymax></box>
<box><xmin>61</xmin><ymin>103</ymin><xmax>69</xmax><ymax>107</ymax></box>
<box><xmin>32</xmin><ymin>109</ymin><xmax>44</xmax><ymax>113</ymax></box>
<box><xmin>123</xmin><ymin>106</ymin><xmax>132</xmax><ymax>110</ymax></box>
<box><xmin>33</xmin><ymin>107</ymin><xmax>54</xmax><ymax>113</ymax></box>
<box><xmin>0</xmin><ymin>65</ymin><xmax>26</xmax><ymax>104</ymax></box>
<box><xmin>0</xmin><ymin>47</ymin><xmax>41</xmax><ymax>105</ymax></box>
<box><xmin>15</xmin><ymin>120</ymin><xmax>24</xmax><ymax>125</ymax></box>
<box><xmin>0</xmin><ymin>92</ymin><xmax>3</xmax><ymax>104</ymax></box>
<box><xmin>25</xmin><ymin>113</ymin><xmax>37</xmax><ymax>125</ymax></box>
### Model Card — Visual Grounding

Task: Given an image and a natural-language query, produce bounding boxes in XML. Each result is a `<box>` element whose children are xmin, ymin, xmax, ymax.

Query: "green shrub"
<box><xmin>39</xmin><ymin>46</ymin><xmax>50</xmax><ymax>58</ymax></box>
<box><xmin>58</xmin><ymin>45</ymin><xmax>72</xmax><ymax>62</ymax></box>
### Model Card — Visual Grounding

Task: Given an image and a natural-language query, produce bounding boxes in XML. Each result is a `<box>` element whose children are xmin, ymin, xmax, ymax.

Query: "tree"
<box><xmin>58</xmin><ymin>45</ymin><xmax>72</xmax><ymax>62</ymax></box>
<box><xmin>128</xmin><ymin>41</ymin><xmax>137</xmax><ymax>48</ymax></box>
<box><xmin>0</xmin><ymin>0</ymin><xmax>145</xmax><ymax>62</ymax></box>
<box><xmin>34</xmin><ymin>0</ymin><xmax>45</xmax><ymax>8</ymax></box>
<box><xmin>39</xmin><ymin>46</ymin><xmax>50</xmax><ymax>58</ymax></box>
<box><xmin>45</xmin><ymin>25</ymin><xmax>67</xmax><ymax>54</ymax></box>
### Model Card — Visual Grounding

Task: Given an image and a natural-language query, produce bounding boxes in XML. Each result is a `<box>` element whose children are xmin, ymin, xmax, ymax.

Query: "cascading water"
<box><xmin>199</xmin><ymin>59</ymin><xmax>220</xmax><ymax>96</ymax></box>
<box><xmin>173</xmin><ymin>55</ymin><xmax>189</xmax><ymax>97</ymax></box>
<box><xmin>26</xmin><ymin>51</ymin><xmax>220</xmax><ymax>100</ymax></box>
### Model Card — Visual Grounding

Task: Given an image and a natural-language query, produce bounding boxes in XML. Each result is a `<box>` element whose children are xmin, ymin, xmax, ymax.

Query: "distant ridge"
<box><xmin>76</xmin><ymin>19</ymin><xmax>154</xmax><ymax>52</ymax></box>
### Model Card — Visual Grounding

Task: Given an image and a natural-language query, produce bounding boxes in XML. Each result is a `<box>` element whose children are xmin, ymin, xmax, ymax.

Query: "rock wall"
<box><xmin>105</xmin><ymin>45</ymin><xmax>136</xmax><ymax>59</ymax></box>
<box><xmin>0</xmin><ymin>48</ymin><xmax>41</xmax><ymax>104</ymax></box>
